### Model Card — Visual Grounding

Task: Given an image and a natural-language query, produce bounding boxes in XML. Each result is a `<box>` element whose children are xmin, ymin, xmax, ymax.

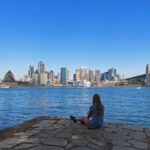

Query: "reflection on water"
<box><xmin>0</xmin><ymin>86</ymin><xmax>150</xmax><ymax>129</ymax></box>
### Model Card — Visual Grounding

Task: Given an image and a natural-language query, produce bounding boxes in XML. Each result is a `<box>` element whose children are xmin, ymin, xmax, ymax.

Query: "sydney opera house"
<box><xmin>2</xmin><ymin>70</ymin><xmax>17</xmax><ymax>87</ymax></box>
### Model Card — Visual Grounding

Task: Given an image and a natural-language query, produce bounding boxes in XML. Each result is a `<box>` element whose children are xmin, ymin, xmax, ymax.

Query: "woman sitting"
<box><xmin>70</xmin><ymin>94</ymin><xmax>105</xmax><ymax>129</ymax></box>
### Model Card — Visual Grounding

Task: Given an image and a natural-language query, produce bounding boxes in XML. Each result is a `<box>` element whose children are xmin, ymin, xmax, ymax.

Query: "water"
<box><xmin>0</xmin><ymin>86</ymin><xmax>150</xmax><ymax>130</ymax></box>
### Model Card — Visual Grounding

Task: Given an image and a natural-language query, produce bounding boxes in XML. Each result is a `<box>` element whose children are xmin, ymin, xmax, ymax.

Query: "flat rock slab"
<box><xmin>0</xmin><ymin>116</ymin><xmax>150</xmax><ymax>150</ymax></box>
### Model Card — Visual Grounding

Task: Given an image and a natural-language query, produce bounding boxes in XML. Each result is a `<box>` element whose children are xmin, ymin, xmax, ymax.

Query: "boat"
<box><xmin>0</xmin><ymin>85</ymin><xmax>10</xmax><ymax>88</ymax></box>
<box><xmin>73</xmin><ymin>80</ymin><xmax>91</xmax><ymax>87</ymax></box>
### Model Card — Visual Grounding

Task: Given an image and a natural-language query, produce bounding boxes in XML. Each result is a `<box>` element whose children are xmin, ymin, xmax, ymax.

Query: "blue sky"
<box><xmin>0</xmin><ymin>0</ymin><xmax>150</xmax><ymax>79</ymax></box>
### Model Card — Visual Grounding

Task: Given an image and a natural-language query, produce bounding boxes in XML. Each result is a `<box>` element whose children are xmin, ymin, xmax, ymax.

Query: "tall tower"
<box><xmin>67</xmin><ymin>69</ymin><xmax>70</xmax><ymax>81</ymax></box>
<box><xmin>80</xmin><ymin>68</ymin><xmax>89</xmax><ymax>81</ymax></box>
<box><xmin>40</xmin><ymin>73</ymin><xmax>47</xmax><ymax>85</ymax></box>
<box><xmin>76</xmin><ymin>69</ymin><xmax>80</xmax><ymax>81</ymax></box>
<box><xmin>38</xmin><ymin>61</ymin><xmax>45</xmax><ymax>74</ymax></box>
<box><xmin>50</xmin><ymin>70</ymin><xmax>54</xmax><ymax>82</ymax></box>
<box><xmin>61</xmin><ymin>67</ymin><xmax>67</xmax><ymax>85</ymax></box>
<box><xmin>109</xmin><ymin>68</ymin><xmax>117</xmax><ymax>77</ymax></box>
<box><xmin>146</xmin><ymin>64</ymin><xmax>150</xmax><ymax>85</ymax></box>
<box><xmin>28</xmin><ymin>65</ymin><xmax>34</xmax><ymax>78</ymax></box>
<box><xmin>89</xmin><ymin>69</ymin><xmax>94</xmax><ymax>82</ymax></box>
<box><xmin>38</xmin><ymin>61</ymin><xmax>45</xmax><ymax>84</ymax></box>
<box><xmin>95</xmin><ymin>70</ymin><xmax>100</xmax><ymax>82</ymax></box>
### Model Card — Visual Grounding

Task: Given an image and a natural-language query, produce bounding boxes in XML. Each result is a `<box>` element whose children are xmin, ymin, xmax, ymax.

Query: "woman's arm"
<box><xmin>87</xmin><ymin>106</ymin><xmax>94</xmax><ymax>118</ymax></box>
<box><xmin>87</xmin><ymin>110</ymin><xmax>92</xmax><ymax>118</ymax></box>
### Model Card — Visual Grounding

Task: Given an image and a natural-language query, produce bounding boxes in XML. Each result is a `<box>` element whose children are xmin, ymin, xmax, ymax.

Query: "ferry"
<box><xmin>73</xmin><ymin>80</ymin><xmax>91</xmax><ymax>87</ymax></box>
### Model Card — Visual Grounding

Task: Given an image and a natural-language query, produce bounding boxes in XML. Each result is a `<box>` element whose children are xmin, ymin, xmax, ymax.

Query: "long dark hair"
<box><xmin>93</xmin><ymin>94</ymin><xmax>104</xmax><ymax>117</ymax></box>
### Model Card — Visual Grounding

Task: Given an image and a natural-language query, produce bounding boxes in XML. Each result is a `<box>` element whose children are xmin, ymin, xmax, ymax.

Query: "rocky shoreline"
<box><xmin>0</xmin><ymin>116</ymin><xmax>150</xmax><ymax>150</ymax></box>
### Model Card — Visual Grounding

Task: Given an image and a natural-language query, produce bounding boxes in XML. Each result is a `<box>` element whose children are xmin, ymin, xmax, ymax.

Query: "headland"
<box><xmin>0</xmin><ymin>116</ymin><xmax>150</xmax><ymax>150</ymax></box>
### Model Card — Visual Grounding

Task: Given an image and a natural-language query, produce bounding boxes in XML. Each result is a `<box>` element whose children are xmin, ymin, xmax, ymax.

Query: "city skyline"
<box><xmin>0</xmin><ymin>0</ymin><xmax>150</xmax><ymax>79</ymax></box>
<box><xmin>0</xmin><ymin>61</ymin><xmax>147</xmax><ymax>81</ymax></box>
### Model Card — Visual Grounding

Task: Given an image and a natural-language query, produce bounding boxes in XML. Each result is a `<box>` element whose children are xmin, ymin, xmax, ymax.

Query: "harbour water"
<box><xmin>0</xmin><ymin>86</ymin><xmax>150</xmax><ymax>130</ymax></box>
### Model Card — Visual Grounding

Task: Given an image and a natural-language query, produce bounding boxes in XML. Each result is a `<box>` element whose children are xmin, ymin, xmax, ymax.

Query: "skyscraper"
<box><xmin>76</xmin><ymin>69</ymin><xmax>80</xmax><ymax>81</ymax></box>
<box><xmin>38</xmin><ymin>61</ymin><xmax>45</xmax><ymax>74</ymax></box>
<box><xmin>61</xmin><ymin>67</ymin><xmax>67</xmax><ymax>85</ymax></box>
<box><xmin>28</xmin><ymin>65</ymin><xmax>34</xmax><ymax>78</ymax></box>
<box><xmin>32</xmin><ymin>73</ymin><xmax>39</xmax><ymax>86</ymax></box>
<box><xmin>73</xmin><ymin>74</ymin><xmax>76</xmax><ymax>81</ymax></box>
<box><xmin>67</xmin><ymin>69</ymin><xmax>70</xmax><ymax>81</ymax></box>
<box><xmin>80</xmin><ymin>68</ymin><xmax>89</xmax><ymax>81</ymax></box>
<box><xmin>38</xmin><ymin>61</ymin><xmax>45</xmax><ymax>83</ymax></box>
<box><xmin>108</xmin><ymin>68</ymin><xmax>117</xmax><ymax>79</ymax></box>
<box><xmin>40</xmin><ymin>72</ymin><xmax>48</xmax><ymax>85</ymax></box>
<box><xmin>50</xmin><ymin>70</ymin><xmax>54</xmax><ymax>82</ymax></box>
<box><xmin>146</xmin><ymin>64</ymin><xmax>150</xmax><ymax>85</ymax></box>
<box><xmin>89</xmin><ymin>70</ymin><xmax>94</xmax><ymax>82</ymax></box>
<box><xmin>95</xmin><ymin>70</ymin><xmax>100</xmax><ymax>82</ymax></box>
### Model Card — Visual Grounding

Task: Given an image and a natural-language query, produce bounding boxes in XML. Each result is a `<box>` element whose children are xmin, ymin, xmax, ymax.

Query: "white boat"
<box><xmin>0</xmin><ymin>85</ymin><xmax>10</xmax><ymax>88</ymax></box>
<box><xmin>73</xmin><ymin>80</ymin><xmax>91</xmax><ymax>87</ymax></box>
<box><xmin>136</xmin><ymin>87</ymin><xmax>141</xmax><ymax>90</ymax></box>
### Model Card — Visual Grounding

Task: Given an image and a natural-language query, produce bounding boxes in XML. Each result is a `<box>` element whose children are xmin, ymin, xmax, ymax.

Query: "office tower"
<box><xmin>40</xmin><ymin>72</ymin><xmax>48</xmax><ymax>85</ymax></box>
<box><xmin>108</xmin><ymin>68</ymin><xmax>117</xmax><ymax>78</ymax></box>
<box><xmin>146</xmin><ymin>64</ymin><xmax>150</xmax><ymax>85</ymax></box>
<box><xmin>35</xmin><ymin>69</ymin><xmax>38</xmax><ymax>74</ymax></box>
<box><xmin>89</xmin><ymin>70</ymin><xmax>94</xmax><ymax>82</ymax></box>
<box><xmin>38</xmin><ymin>61</ymin><xmax>45</xmax><ymax>74</ymax></box>
<box><xmin>54</xmin><ymin>73</ymin><xmax>60</xmax><ymax>84</ymax></box>
<box><xmin>76</xmin><ymin>69</ymin><xmax>80</xmax><ymax>81</ymax></box>
<box><xmin>47</xmin><ymin>72</ymin><xmax>50</xmax><ymax>80</ymax></box>
<box><xmin>50</xmin><ymin>70</ymin><xmax>54</xmax><ymax>82</ymax></box>
<box><xmin>32</xmin><ymin>73</ymin><xmax>39</xmax><ymax>86</ymax></box>
<box><xmin>61</xmin><ymin>67</ymin><xmax>67</xmax><ymax>85</ymax></box>
<box><xmin>38</xmin><ymin>61</ymin><xmax>45</xmax><ymax>83</ymax></box>
<box><xmin>95</xmin><ymin>70</ymin><xmax>100</xmax><ymax>82</ymax></box>
<box><xmin>108</xmin><ymin>68</ymin><xmax>117</xmax><ymax>79</ymax></box>
<box><xmin>67</xmin><ymin>69</ymin><xmax>70</xmax><ymax>81</ymax></box>
<box><xmin>73</xmin><ymin>74</ymin><xmax>76</xmax><ymax>81</ymax></box>
<box><xmin>28</xmin><ymin>65</ymin><xmax>34</xmax><ymax>78</ymax></box>
<box><xmin>80</xmin><ymin>68</ymin><xmax>89</xmax><ymax>81</ymax></box>
<box><xmin>101</xmin><ymin>72</ymin><xmax>109</xmax><ymax>81</ymax></box>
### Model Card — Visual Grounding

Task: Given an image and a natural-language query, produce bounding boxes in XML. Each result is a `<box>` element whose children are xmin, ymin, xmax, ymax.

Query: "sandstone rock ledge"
<box><xmin>0</xmin><ymin>116</ymin><xmax>150</xmax><ymax>150</ymax></box>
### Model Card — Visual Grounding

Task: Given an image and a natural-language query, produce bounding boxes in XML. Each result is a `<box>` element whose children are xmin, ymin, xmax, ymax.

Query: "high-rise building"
<box><xmin>38</xmin><ymin>61</ymin><xmax>45</xmax><ymax>74</ymax></box>
<box><xmin>38</xmin><ymin>61</ymin><xmax>45</xmax><ymax>83</ymax></box>
<box><xmin>61</xmin><ymin>67</ymin><xmax>67</xmax><ymax>85</ymax></box>
<box><xmin>76</xmin><ymin>69</ymin><xmax>80</xmax><ymax>81</ymax></box>
<box><xmin>80</xmin><ymin>68</ymin><xmax>89</xmax><ymax>81</ymax></box>
<box><xmin>28</xmin><ymin>65</ymin><xmax>34</xmax><ymax>78</ymax></box>
<box><xmin>108</xmin><ymin>68</ymin><xmax>117</xmax><ymax>78</ymax></box>
<box><xmin>89</xmin><ymin>70</ymin><xmax>94</xmax><ymax>82</ymax></box>
<box><xmin>95</xmin><ymin>70</ymin><xmax>100</xmax><ymax>82</ymax></box>
<box><xmin>146</xmin><ymin>64</ymin><xmax>150</xmax><ymax>85</ymax></box>
<box><xmin>40</xmin><ymin>72</ymin><xmax>48</xmax><ymax>85</ymax></box>
<box><xmin>67</xmin><ymin>69</ymin><xmax>70</xmax><ymax>81</ymax></box>
<box><xmin>32</xmin><ymin>73</ymin><xmax>39</xmax><ymax>86</ymax></box>
<box><xmin>73</xmin><ymin>74</ymin><xmax>76</xmax><ymax>81</ymax></box>
<box><xmin>101</xmin><ymin>72</ymin><xmax>110</xmax><ymax>81</ymax></box>
<box><xmin>47</xmin><ymin>72</ymin><xmax>50</xmax><ymax>80</ymax></box>
<box><xmin>50</xmin><ymin>70</ymin><xmax>54</xmax><ymax>82</ymax></box>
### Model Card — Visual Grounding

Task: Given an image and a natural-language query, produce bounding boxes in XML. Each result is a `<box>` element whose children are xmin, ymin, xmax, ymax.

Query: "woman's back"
<box><xmin>88</xmin><ymin>104</ymin><xmax>104</xmax><ymax>128</ymax></box>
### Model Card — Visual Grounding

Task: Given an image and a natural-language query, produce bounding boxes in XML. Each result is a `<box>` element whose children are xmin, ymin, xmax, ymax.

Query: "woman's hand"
<box><xmin>87</xmin><ymin>110</ymin><xmax>92</xmax><ymax>118</ymax></box>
